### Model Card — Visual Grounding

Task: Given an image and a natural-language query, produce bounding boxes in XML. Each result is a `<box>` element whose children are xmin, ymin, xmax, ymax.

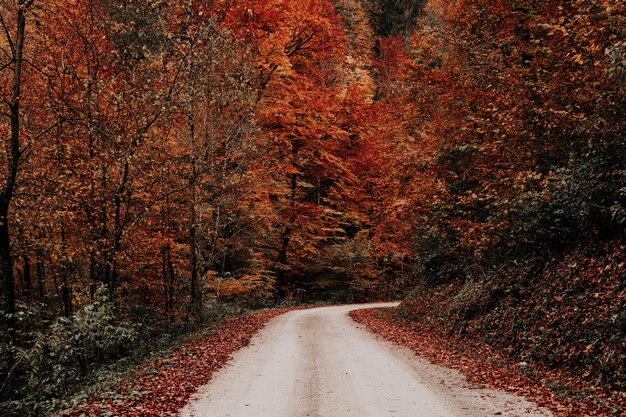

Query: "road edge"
<box><xmin>349</xmin><ymin>307</ymin><xmax>593</xmax><ymax>417</ymax></box>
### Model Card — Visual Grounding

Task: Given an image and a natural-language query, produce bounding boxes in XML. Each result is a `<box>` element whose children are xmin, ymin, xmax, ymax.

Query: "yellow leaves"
<box><xmin>573</xmin><ymin>53</ymin><xmax>585</xmax><ymax>65</ymax></box>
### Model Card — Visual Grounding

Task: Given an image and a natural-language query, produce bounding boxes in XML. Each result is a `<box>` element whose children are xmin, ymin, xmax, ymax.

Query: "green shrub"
<box><xmin>2</xmin><ymin>286</ymin><xmax>135</xmax><ymax>416</ymax></box>
<box><xmin>514</xmin><ymin>144</ymin><xmax>626</xmax><ymax>247</ymax></box>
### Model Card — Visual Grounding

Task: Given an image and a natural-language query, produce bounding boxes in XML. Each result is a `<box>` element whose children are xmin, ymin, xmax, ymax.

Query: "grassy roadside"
<box><xmin>1</xmin><ymin>301</ymin><xmax>300</xmax><ymax>417</ymax></box>
<box><xmin>53</xmin><ymin>303</ymin><xmax>250</xmax><ymax>415</ymax></box>
<box><xmin>54</xmin><ymin>305</ymin><xmax>299</xmax><ymax>417</ymax></box>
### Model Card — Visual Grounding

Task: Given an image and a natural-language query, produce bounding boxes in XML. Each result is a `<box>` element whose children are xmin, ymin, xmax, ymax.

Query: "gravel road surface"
<box><xmin>180</xmin><ymin>303</ymin><xmax>551</xmax><ymax>417</ymax></box>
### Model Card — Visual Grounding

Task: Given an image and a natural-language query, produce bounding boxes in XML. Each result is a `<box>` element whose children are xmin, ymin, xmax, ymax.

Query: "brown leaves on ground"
<box><xmin>349</xmin><ymin>308</ymin><xmax>624</xmax><ymax>417</ymax></box>
<box><xmin>58</xmin><ymin>308</ymin><xmax>293</xmax><ymax>417</ymax></box>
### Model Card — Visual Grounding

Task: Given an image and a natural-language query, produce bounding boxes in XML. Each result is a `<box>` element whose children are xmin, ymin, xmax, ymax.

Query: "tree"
<box><xmin>0</xmin><ymin>0</ymin><xmax>60</xmax><ymax>342</ymax></box>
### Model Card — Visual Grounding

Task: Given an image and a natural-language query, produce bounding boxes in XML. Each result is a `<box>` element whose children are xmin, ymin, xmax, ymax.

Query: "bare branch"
<box><xmin>0</xmin><ymin>59</ymin><xmax>10</xmax><ymax>73</ymax></box>
<box><xmin>0</xmin><ymin>11</ymin><xmax>15</xmax><ymax>57</ymax></box>
<box><xmin>20</xmin><ymin>119</ymin><xmax>65</xmax><ymax>156</ymax></box>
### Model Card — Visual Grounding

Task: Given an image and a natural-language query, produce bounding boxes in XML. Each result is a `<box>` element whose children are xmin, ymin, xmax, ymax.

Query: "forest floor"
<box><xmin>350</xmin><ymin>308</ymin><xmax>624</xmax><ymax>417</ymax></box>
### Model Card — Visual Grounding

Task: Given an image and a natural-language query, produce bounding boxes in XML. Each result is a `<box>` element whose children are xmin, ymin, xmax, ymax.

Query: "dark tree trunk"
<box><xmin>1</xmin><ymin>4</ymin><xmax>27</xmax><ymax>344</ymax></box>
<box><xmin>61</xmin><ymin>277</ymin><xmax>73</xmax><ymax>318</ymax></box>
<box><xmin>168</xmin><ymin>247</ymin><xmax>175</xmax><ymax>316</ymax></box>
<box><xmin>89</xmin><ymin>249</ymin><xmax>97</xmax><ymax>300</ymax></box>
<box><xmin>186</xmin><ymin>20</ymin><xmax>201</xmax><ymax>317</ymax></box>
<box><xmin>0</xmin><ymin>201</ymin><xmax>16</xmax><ymax>343</ymax></box>
<box><xmin>36</xmin><ymin>258</ymin><xmax>45</xmax><ymax>299</ymax></box>
<box><xmin>188</xmin><ymin>138</ymin><xmax>200</xmax><ymax>314</ymax></box>
<box><xmin>109</xmin><ymin>161</ymin><xmax>129</xmax><ymax>297</ymax></box>
<box><xmin>60</xmin><ymin>226</ymin><xmax>72</xmax><ymax>317</ymax></box>
<box><xmin>162</xmin><ymin>244</ymin><xmax>168</xmax><ymax>314</ymax></box>
<box><xmin>22</xmin><ymin>255</ymin><xmax>31</xmax><ymax>291</ymax></box>
<box><xmin>277</xmin><ymin>227</ymin><xmax>291</xmax><ymax>287</ymax></box>
<box><xmin>277</xmin><ymin>173</ymin><xmax>297</xmax><ymax>288</ymax></box>
<box><xmin>162</xmin><ymin>243</ymin><xmax>176</xmax><ymax>321</ymax></box>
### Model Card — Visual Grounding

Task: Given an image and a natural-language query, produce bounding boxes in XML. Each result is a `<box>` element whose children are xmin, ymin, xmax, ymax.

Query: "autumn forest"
<box><xmin>0</xmin><ymin>0</ymin><xmax>624</xmax><ymax>415</ymax></box>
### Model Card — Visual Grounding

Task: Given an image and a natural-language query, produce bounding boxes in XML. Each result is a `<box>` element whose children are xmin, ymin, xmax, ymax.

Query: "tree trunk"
<box><xmin>161</xmin><ymin>195</ymin><xmax>175</xmax><ymax>321</ymax></box>
<box><xmin>60</xmin><ymin>225</ymin><xmax>72</xmax><ymax>317</ymax></box>
<box><xmin>162</xmin><ymin>242</ymin><xmax>175</xmax><ymax>321</ymax></box>
<box><xmin>168</xmin><ymin>251</ymin><xmax>175</xmax><ymax>317</ymax></box>
<box><xmin>277</xmin><ymin>173</ymin><xmax>297</xmax><ymax>288</ymax></box>
<box><xmin>22</xmin><ymin>255</ymin><xmax>31</xmax><ymax>291</ymax></box>
<box><xmin>36</xmin><ymin>258</ymin><xmax>45</xmax><ymax>298</ymax></box>
<box><xmin>61</xmin><ymin>275</ymin><xmax>73</xmax><ymax>318</ymax></box>
<box><xmin>162</xmin><ymin>243</ymin><xmax>169</xmax><ymax>315</ymax></box>
<box><xmin>188</xmin><ymin>107</ymin><xmax>200</xmax><ymax>314</ymax></box>
<box><xmin>0</xmin><ymin>201</ymin><xmax>16</xmax><ymax>343</ymax></box>
<box><xmin>1</xmin><ymin>3</ymin><xmax>27</xmax><ymax>344</ymax></box>
<box><xmin>277</xmin><ymin>227</ymin><xmax>291</xmax><ymax>287</ymax></box>
<box><xmin>109</xmin><ymin>160</ymin><xmax>130</xmax><ymax>297</ymax></box>
<box><xmin>186</xmin><ymin>13</ymin><xmax>201</xmax><ymax>317</ymax></box>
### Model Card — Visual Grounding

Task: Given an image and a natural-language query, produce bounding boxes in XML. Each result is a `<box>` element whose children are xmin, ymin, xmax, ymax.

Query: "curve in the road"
<box><xmin>180</xmin><ymin>303</ymin><xmax>551</xmax><ymax>417</ymax></box>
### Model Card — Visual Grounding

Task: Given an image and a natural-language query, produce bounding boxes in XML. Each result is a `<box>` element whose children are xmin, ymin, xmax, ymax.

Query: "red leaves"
<box><xmin>59</xmin><ymin>309</ymin><xmax>293</xmax><ymax>417</ymax></box>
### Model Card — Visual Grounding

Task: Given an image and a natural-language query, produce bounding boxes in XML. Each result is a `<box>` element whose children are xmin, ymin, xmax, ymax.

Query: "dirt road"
<box><xmin>180</xmin><ymin>303</ymin><xmax>551</xmax><ymax>417</ymax></box>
